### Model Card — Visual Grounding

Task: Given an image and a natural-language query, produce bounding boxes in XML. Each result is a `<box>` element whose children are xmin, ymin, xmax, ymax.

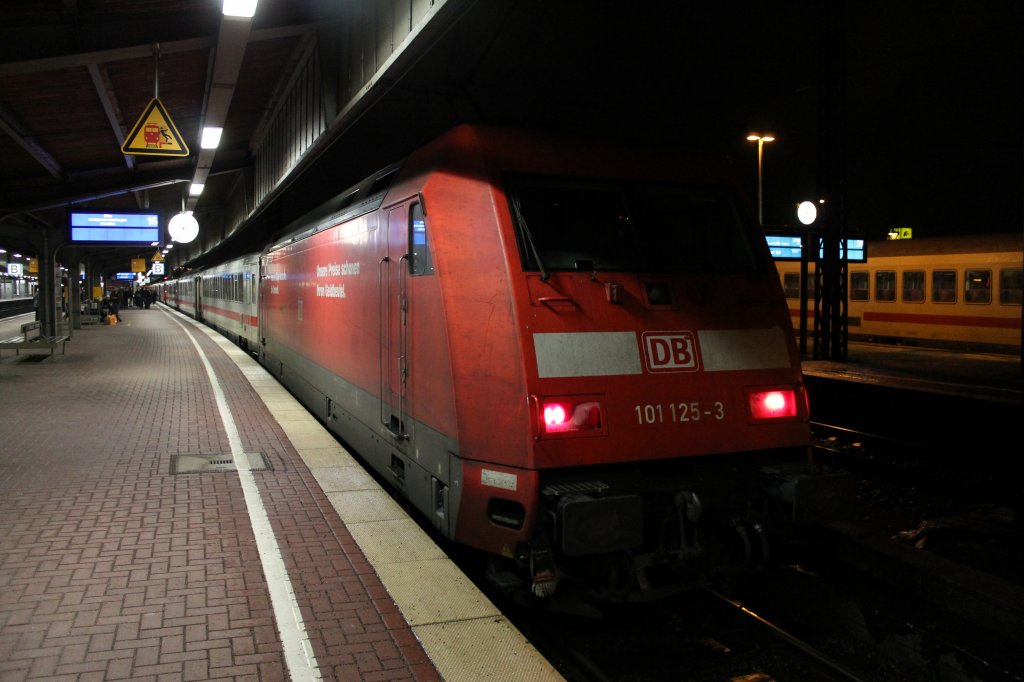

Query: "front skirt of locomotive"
<box><xmin>514</xmin><ymin>451</ymin><xmax>853</xmax><ymax>602</ymax></box>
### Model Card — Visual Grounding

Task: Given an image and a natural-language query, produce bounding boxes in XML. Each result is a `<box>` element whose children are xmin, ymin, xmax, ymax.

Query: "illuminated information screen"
<box><xmin>765</xmin><ymin>235</ymin><xmax>866</xmax><ymax>263</ymax></box>
<box><xmin>766</xmin><ymin>235</ymin><xmax>803</xmax><ymax>259</ymax></box>
<box><xmin>70</xmin><ymin>212</ymin><xmax>161</xmax><ymax>243</ymax></box>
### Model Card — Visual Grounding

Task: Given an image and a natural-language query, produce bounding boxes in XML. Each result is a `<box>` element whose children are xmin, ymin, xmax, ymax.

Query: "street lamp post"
<box><xmin>746</xmin><ymin>133</ymin><xmax>775</xmax><ymax>227</ymax></box>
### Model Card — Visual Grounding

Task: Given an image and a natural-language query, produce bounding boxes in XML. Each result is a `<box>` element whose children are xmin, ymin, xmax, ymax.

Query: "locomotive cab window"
<box><xmin>506</xmin><ymin>176</ymin><xmax>758</xmax><ymax>275</ymax></box>
<box><xmin>408</xmin><ymin>203</ymin><xmax>433</xmax><ymax>276</ymax></box>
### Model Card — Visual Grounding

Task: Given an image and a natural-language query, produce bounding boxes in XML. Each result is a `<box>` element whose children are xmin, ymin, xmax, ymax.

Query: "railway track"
<box><xmin>810</xmin><ymin>419</ymin><xmax>1015</xmax><ymax>512</ymax></box>
<box><xmin>699</xmin><ymin>586</ymin><xmax>870</xmax><ymax>682</ymax></box>
<box><xmin>434</xmin><ymin>411</ymin><xmax>1023</xmax><ymax>680</ymax></box>
<box><xmin>505</xmin><ymin>577</ymin><xmax>896</xmax><ymax>681</ymax></box>
<box><xmin>489</xmin><ymin>422</ymin><xmax>1024</xmax><ymax>681</ymax></box>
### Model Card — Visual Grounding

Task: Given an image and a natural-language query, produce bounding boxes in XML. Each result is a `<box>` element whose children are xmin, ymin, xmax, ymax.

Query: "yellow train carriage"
<box><xmin>776</xmin><ymin>233</ymin><xmax>1022</xmax><ymax>352</ymax></box>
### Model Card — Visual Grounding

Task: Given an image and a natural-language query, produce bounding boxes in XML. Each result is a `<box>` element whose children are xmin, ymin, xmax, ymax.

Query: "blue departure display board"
<box><xmin>765</xmin><ymin>234</ymin><xmax>866</xmax><ymax>263</ymax></box>
<box><xmin>70</xmin><ymin>211</ymin><xmax>161</xmax><ymax>244</ymax></box>
<box><xmin>766</xmin><ymin>235</ymin><xmax>803</xmax><ymax>259</ymax></box>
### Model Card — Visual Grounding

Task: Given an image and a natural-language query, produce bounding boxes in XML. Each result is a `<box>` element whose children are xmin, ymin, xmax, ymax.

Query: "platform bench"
<box><xmin>0</xmin><ymin>321</ymin><xmax>70</xmax><ymax>361</ymax></box>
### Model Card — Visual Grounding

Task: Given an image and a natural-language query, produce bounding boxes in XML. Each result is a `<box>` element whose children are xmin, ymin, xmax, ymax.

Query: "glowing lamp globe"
<box><xmin>797</xmin><ymin>201</ymin><xmax>817</xmax><ymax>226</ymax></box>
<box><xmin>168</xmin><ymin>212</ymin><xmax>199</xmax><ymax>244</ymax></box>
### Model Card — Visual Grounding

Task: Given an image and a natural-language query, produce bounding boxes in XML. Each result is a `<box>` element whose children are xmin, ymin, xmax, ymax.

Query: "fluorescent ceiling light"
<box><xmin>201</xmin><ymin>126</ymin><xmax>223</xmax><ymax>149</ymax></box>
<box><xmin>189</xmin><ymin>183</ymin><xmax>205</xmax><ymax>196</ymax></box>
<box><xmin>223</xmin><ymin>0</ymin><xmax>257</xmax><ymax>18</ymax></box>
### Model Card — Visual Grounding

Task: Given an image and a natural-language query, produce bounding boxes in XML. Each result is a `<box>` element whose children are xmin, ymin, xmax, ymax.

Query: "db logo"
<box><xmin>642</xmin><ymin>332</ymin><xmax>701</xmax><ymax>372</ymax></box>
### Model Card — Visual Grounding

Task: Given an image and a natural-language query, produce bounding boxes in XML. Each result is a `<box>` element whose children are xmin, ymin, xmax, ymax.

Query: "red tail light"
<box><xmin>747</xmin><ymin>387</ymin><xmax>800</xmax><ymax>421</ymax></box>
<box><xmin>537</xmin><ymin>396</ymin><xmax>604</xmax><ymax>436</ymax></box>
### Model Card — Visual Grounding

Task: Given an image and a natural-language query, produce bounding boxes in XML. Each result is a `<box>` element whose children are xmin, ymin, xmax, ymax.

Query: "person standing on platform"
<box><xmin>32</xmin><ymin>286</ymin><xmax>39</xmax><ymax>320</ymax></box>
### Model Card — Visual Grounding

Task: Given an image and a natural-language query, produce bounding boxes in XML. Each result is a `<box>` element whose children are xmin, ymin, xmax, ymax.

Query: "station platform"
<box><xmin>0</xmin><ymin>307</ymin><xmax>560</xmax><ymax>681</ymax></box>
<box><xmin>801</xmin><ymin>341</ymin><xmax>1023</xmax><ymax>405</ymax></box>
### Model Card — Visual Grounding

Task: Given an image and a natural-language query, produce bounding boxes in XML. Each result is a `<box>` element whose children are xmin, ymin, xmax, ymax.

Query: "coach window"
<box><xmin>875</xmin><ymin>270</ymin><xmax>896</xmax><ymax>302</ymax></box>
<box><xmin>932</xmin><ymin>270</ymin><xmax>956</xmax><ymax>303</ymax></box>
<box><xmin>964</xmin><ymin>269</ymin><xmax>992</xmax><ymax>304</ymax></box>
<box><xmin>409</xmin><ymin>203</ymin><xmax>434</xmax><ymax>276</ymax></box>
<box><xmin>902</xmin><ymin>270</ymin><xmax>925</xmax><ymax>303</ymax></box>
<box><xmin>1000</xmin><ymin>268</ymin><xmax>1022</xmax><ymax>305</ymax></box>
<box><xmin>849</xmin><ymin>272</ymin><xmax>869</xmax><ymax>301</ymax></box>
<box><xmin>782</xmin><ymin>273</ymin><xmax>799</xmax><ymax>298</ymax></box>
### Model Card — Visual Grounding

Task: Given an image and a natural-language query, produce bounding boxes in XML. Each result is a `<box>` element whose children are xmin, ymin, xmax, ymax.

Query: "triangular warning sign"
<box><xmin>121</xmin><ymin>98</ymin><xmax>190</xmax><ymax>157</ymax></box>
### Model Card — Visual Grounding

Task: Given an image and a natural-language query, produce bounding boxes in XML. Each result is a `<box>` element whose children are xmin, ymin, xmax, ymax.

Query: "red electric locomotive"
<box><xmin>259</xmin><ymin>125</ymin><xmax>842</xmax><ymax>601</ymax></box>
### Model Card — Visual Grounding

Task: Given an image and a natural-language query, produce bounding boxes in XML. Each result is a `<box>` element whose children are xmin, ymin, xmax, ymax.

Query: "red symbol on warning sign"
<box><xmin>144</xmin><ymin>123</ymin><xmax>166</xmax><ymax>148</ymax></box>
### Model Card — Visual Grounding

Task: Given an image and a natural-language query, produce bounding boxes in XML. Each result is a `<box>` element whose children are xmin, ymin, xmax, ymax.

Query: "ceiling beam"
<box><xmin>87</xmin><ymin>62</ymin><xmax>135</xmax><ymax>173</ymax></box>
<box><xmin>187</xmin><ymin>14</ymin><xmax>255</xmax><ymax>212</ymax></box>
<box><xmin>0</xmin><ymin>25</ymin><xmax>315</xmax><ymax>78</ymax></box>
<box><xmin>0</xmin><ymin>99</ymin><xmax>64</xmax><ymax>180</ymax></box>
<box><xmin>1</xmin><ymin>172</ymin><xmax>190</xmax><ymax>215</ymax></box>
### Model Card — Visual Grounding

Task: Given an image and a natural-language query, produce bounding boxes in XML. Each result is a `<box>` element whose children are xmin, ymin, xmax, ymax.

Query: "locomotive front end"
<box><xmin>488</xmin><ymin>169</ymin><xmax>849</xmax><ymax>601</ymax></box>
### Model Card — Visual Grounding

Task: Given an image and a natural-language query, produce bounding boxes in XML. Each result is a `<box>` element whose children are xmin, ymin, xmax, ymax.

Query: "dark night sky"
<box><xmin>726</xmin><ymin>1</ymin><xmax>1022</xmax><ymax>240</ymax></box>
<box><xmin>436</xmin><ymin>0</ymin><xmax>1020</xmax><ymax>243</ymax></box>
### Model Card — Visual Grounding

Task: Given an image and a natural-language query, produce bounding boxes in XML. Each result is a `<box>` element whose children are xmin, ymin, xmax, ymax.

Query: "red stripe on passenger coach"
<box><xmin>204</xmin><ymin>304</ymin><xmax>242</xmax><ymax>322</ymax></box>
<box><xmin>863</xmin><ymin>311</ymin><xmax>1020</xmax><ymax>330</ymax></box>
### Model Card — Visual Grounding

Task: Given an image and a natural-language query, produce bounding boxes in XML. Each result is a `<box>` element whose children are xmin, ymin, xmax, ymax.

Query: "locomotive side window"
<box><xmin>875</xmin><ymin>270</ymin><xmax>896</xmax><ymax>302</ymax></box>
<box><xmin>932</xmin><ymin>270</ymin><xmax>956</xmax><ymax>303</ymax></box>
<box><xmin>1000</xmin><ymin>268</ymin><xmax>1022</xmax><ymax>305</ymax></box>
<box><xmin>849</xmin><ymin>272</ymin><xmax>869</xmax><ymax>301</ymax></box>
<box><xmin>506</xmin><ymin>177</ymin><xmax>757</xmax><ymax>274</ymax></box>
<box><xmin>902</xmin><ymin>270</ymin><xmax>925</xmax><ymax>303</ymax></box>
<box><xmin>964</xmin><ymin>269</ymin><xmax>992</xmax><ymax>304</ymax></box>
<box><xmin>409</xmin><ymin>203</ymin><xmax>434</xmax><ymax>276</ymax></box>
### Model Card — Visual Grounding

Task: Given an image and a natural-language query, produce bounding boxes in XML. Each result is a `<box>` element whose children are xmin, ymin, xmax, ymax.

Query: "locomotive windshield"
<box><xmin>507</xmin><ymin>176</ymin><xmax>759</xmax><ymax>274</ymax></box>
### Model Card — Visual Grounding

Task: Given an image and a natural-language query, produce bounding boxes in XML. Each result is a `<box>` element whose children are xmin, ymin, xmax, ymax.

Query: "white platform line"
<box><xmin>167</xmin><ymin>311</ymin><xmax>322</xmax><ymax>681</ymax></box>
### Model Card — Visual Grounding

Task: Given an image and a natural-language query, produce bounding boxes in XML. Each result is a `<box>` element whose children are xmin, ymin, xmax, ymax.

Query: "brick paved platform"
<box><xmin>0</xmin><ymin>307</ymin><xmax>560</xmax><ymax>681</ymax></box>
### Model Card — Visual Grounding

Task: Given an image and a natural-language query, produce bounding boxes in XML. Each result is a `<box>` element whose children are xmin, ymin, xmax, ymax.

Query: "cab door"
<box><xmin>380</xmin><ymin>204</ymin><xmax>411</xmax><ymax>446</ymax></box>
<box><xmin>194</xmin><ymin>275</ymin><xmax>203</xmax><ymax>321</ymax></box>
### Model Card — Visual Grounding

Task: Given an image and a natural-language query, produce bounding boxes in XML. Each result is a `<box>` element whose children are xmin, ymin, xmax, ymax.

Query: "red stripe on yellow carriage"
<box><xmin>863</xmin><ymin>311</ymin><xmax>1020</xmax><ymax>330</ymax></box>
